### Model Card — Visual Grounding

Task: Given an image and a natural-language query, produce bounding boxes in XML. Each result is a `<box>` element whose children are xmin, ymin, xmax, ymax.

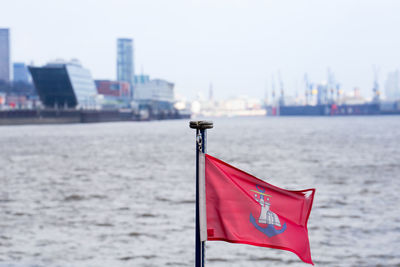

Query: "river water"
<box><xmin>0</xmin><ymin>117</ymin><xmax>399</xmax><ymax>267</ymax></box>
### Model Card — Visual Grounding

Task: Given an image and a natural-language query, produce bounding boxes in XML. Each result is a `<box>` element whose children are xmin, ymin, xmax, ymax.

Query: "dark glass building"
<box><xmin>29</xmin><ymin>61</ymin><xmax>97</xmax><ymax>108</ymax></box>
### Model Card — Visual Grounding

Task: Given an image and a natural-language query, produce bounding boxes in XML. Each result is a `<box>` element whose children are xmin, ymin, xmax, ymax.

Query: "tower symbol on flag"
<box><xmin>250</xmin><ymin>185</ymin><xmax>287</xmax><ymax>237</ymax></box>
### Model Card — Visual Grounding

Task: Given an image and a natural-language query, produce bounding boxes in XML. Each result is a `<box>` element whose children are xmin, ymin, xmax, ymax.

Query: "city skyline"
<box><xmin>1</xmin><ymin>0</ymin><xmax>400</xmax><ymax>100</ymax></box>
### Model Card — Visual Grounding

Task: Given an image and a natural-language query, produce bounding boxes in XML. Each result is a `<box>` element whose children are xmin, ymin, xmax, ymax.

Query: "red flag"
<box><xmin>203</xmin><ymin>154</ymin><xmax>315</xmax><ymax>265</ymax></box>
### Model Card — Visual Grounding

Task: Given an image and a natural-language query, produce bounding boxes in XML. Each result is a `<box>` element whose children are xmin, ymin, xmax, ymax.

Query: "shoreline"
<box><xmin>0</xmin><ymin>109</ymin><xmax>190</xmax><ymax>126</ymax></box>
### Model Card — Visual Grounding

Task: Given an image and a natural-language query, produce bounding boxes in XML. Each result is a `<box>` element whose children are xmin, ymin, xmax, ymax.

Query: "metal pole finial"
<box><xmin>189</xmin><ymin>121</ymin><xmax>213</xmax><ymax>130</ymax></box>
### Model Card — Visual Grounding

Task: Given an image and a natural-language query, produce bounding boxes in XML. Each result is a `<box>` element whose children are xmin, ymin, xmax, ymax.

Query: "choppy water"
<box><xmin>1</xmin><ymin>117</ymin><xmax>400</xmax><ymax>267</ymax></box>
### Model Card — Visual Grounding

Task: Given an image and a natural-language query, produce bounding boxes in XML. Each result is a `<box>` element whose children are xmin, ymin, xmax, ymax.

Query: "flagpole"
<box><xmin>190</xmin><ymin>120</ymin><xmax>213</xmax><ymax>267</ymax></box>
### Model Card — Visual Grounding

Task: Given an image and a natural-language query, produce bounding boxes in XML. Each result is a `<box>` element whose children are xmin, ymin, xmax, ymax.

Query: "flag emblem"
<box><xmin>204</xmin><ymin>154</ymin><xmax>315</xmax><ymax>265</ymax></box>
<box><xmin>250</xmin><ymin>185</ymin><xmax>287</xmax><ymax>237</ymax></box>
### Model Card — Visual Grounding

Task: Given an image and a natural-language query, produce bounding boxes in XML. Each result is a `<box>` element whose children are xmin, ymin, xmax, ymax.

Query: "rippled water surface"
<box><xmin>1</xmin><ymin>117</ymin><xmax>400</xmax><ymax>267</ymax></box>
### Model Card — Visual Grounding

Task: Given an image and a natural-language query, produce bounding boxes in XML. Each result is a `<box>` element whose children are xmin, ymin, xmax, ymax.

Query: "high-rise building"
<box><xmin>385</xmin><ymin>70</ymin><xmax>400</xmax><ymax>101</ymax></box>
<box><xmin>13</xmin><ymin>62</ymin><xmax>30</xmax><ymax>83</ymax></box>
<box><xmin>117</xmin><ymin>38</ymin><xmax>134</xmax><ymax>98</ymax></box>
<box><xmin>0</xmin><ymin>28</ymin><xmax>10</xmax><ymax>83</ymax></box>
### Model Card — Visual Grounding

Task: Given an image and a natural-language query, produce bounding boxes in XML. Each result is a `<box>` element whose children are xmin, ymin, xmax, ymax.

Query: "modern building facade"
<box><xmin>117</xmin><ymin>38</ymin><xmax>134</xmax><ymax>98</ymax></box>
<box><xmin>13</xmin><ymin>62</ymin><xmax>30</xmax><ymax>83</ymax></box>
<box><xmin>135</xmin><ymin>76</ymin><xmax>175</xmax><ymax>103</ymax></box>
<box><xmin>29</xmin><ymin>60</ymin><xmax>97</xmax><ymax>108</ymax></box>
<box><xmin>0</xmin><ymin>28</ymin><xmax>10</xmax><ymax>83</ymax></box>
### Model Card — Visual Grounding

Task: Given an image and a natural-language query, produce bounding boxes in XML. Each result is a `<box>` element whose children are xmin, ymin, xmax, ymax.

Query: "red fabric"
<box><xmin>205</xmin><ymin>154</ymin><xmax>315</xmax><ymax>265</ymax></box>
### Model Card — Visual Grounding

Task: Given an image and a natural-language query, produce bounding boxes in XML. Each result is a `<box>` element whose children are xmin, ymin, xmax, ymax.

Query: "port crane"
<box><xmin>372</xmin><ymin>65</ymin><xmax>380</xmax><ymax>103</ymax></box>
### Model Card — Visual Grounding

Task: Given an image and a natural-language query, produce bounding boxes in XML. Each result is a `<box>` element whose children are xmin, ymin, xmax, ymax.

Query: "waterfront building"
<box><xmin>13</xmin><ymin>62</ymin><xmax>30</xmax><ymax>83</ymax></box>
<box><xmin>94</xmin><ymin>80</ymin><xmax>131</xmax><ymax>109</ymax></box>
<box><xmin>117</xmin><ymin>38</ymin><xmax>134</xmax><ymax>98</ymax></box>
<box><xmin>134</xmin><ymin>77</ymin><xmax>175</xmax><ymax>103</ymax></box>
<box><xmin>0</xmin><ymin>28</ymin><xmax>10</xmax><ymax>83</ymax></box>
<box><xmin>29</xmin><ymin>60</ymin><xmax>97</xmax><ymax>109</ymax></box>
<box><xmin>385</xmin><ymin>70</ymin><xmax>400</xmax><ymax>100</ymax></box>
<box><xmin>95</xmin><ymin>80</ymin><xmax>130</xmax><ymax>98</ymax></box>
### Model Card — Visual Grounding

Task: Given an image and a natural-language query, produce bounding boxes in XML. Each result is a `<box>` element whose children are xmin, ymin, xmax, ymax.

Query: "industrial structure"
<box><xmin>266</xmin><ymin>69</ymin><xmax>400</xmax><ymax>116</ymax></box>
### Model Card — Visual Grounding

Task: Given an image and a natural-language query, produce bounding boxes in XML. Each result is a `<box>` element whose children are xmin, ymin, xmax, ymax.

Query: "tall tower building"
<box><xmin>13</xmin><ymin>62</ymin><xmax>30</xmax><ymax>83</ymax></box>
<box><xmin>117</xmin><ymin>38</ymin><xmax>134</xmax><ymax>98</ymax></box>
<box><xmin>0</xmin><ymin>28</ymin><xmax>10</xmax><ymax>83</ymax></box>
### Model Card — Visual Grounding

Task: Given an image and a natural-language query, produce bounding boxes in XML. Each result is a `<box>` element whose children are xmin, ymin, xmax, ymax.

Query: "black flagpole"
<box><xmin>190</xmin><ymin>121</ymin><xmax>213</xmax><ymax>267</ymax></box>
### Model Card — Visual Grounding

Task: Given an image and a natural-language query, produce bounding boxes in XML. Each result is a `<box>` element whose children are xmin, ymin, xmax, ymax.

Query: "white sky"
<box><xmin>1</xmin><ymin>0</ymin><xmax>400</xmax><ymax>100</ymax></box>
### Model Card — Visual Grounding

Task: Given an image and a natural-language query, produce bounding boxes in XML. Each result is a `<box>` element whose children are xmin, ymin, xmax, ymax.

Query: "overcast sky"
<box><xmin>1</xmin><ymin>0</ymin><xmax>400</xmax><ymax>100</ymax></box>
